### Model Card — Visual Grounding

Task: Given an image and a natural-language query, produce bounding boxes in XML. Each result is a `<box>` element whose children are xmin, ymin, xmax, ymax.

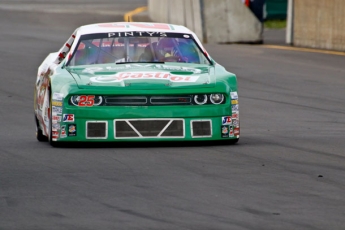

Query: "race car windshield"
<box><xmin>67</xmin><ymin>32</ymin><xmax>211</xmax><ymax>66</ymax></box>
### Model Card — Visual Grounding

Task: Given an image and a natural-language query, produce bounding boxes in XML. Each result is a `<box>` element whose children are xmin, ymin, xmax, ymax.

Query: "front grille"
<box><xmin>191</xmin><ymin>120</ymin><xmax>212</xmax><ymax>137</ymax></box>
<box><xmin>114</xmin><ymin>119</ymin><xmax>184</xmax><ymax>138</ymax></box>
<box><xmin>105</xmin><ymin>96</ymin><xmax>147</xmax><ymax>105</ymax></box>
<box><xmin>104</xmin><ymin>95</ymin><xmax>192</xmax><ymax>106</ymax></box>
<box><xmin>86</xmin><ymin>121</ymin><xmax>107</xmax><ymax>138</ymax></box>
<box><xmin>150</xmin><ymin>96</ymin><xmax>192</xmax><ymax>105</ymax></box>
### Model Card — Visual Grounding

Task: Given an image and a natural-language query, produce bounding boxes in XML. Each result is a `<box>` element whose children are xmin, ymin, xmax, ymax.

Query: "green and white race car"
<box><xmin>34</xmin><ymin>22</ymin><xmax>240</xmax><ymax>146</ymax></box>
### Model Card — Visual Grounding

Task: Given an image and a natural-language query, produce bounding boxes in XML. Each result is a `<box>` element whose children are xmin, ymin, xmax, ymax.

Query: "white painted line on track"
<box><xmin>262</xmin><ymin>45</ymin><xmax>345</xmax><ymax>56</ymax></box>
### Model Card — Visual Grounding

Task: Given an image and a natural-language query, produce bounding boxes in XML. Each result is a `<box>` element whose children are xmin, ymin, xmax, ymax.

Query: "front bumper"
<box><xmin>53</xmin><ymin>104</ymin><xmax>240</xmax><ymax>142</ymax></box>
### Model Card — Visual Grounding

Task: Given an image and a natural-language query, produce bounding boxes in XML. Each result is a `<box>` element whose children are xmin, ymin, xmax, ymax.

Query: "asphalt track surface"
<box><xmin>1</xmin><ymin>1</ymin><xmax>345</xmax><ymax>230</ymax></box>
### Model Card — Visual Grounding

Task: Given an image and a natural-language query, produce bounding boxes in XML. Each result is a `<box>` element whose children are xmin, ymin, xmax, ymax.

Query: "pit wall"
<box><xmin>148</xmin><ymin>0</ymin><xmax>263</xmax><ymax>43</ymax></box>
<box><xmin>291</xmin><ymin>0</ymin><xmax>345</xmax><ymax>51</ymax></box>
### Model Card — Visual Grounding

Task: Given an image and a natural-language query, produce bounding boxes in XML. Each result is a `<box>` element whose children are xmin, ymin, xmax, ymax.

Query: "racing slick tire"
<box><xmin>35</xmin><ymin>116</ymin><xmax>48</xmax><ymax>142</ymax></box>
<box><xmin>227</xmin><ymin>138</ymin><xmax>239</xmax><ymax>145</ymax></box>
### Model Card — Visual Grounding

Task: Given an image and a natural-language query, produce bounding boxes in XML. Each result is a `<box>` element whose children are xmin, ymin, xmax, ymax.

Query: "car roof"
<box><xmin>77</xmin><ymin>22</ymin><xmax>193</xmax><ymax>35</ymax></box>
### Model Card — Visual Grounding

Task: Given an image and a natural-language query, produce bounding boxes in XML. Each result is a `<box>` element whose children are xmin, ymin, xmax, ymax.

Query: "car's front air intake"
<box><xmin>114</xmin><ymin>119</ymin><xmax>184</xmax><ymax>138</ymax></box>
<box><xmin>86</xmin><ymin>121</ymin><xmax>107</xmax><ymax>138</ymax></box>
<box><xmin>191</xmin><ymin>120</ymin><xmax>212</xmax><ymax>137</ymax></box>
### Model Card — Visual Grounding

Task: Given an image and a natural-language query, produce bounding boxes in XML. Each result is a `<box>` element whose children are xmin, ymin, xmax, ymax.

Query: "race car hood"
<box><xmin>66</xmin><ymin>63</ymin><xmax>216</xmax><ymax>90</ymax></box>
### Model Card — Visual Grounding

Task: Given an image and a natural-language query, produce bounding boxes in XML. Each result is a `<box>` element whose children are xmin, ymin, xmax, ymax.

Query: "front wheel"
<box><xmin>226</xmin><ymin>138</ymin><xmax>239</xmax><ymax>145</ymax></box>
<box><xmin>35</xmin><ymin>116</ymin><xmax>47</xmax><ymax>142</ymax></box>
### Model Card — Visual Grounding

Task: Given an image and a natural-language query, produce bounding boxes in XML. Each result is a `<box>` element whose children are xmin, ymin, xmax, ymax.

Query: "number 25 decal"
<box><xmin>78</xmin><ymin>95</ymin><xmax>95</xmax><ymax>106</ymax></box>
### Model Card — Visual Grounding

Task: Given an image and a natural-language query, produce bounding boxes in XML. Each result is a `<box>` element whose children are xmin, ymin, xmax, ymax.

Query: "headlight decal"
<box><xmin>70</xmin><ymin>95</ymin><xmax>103</xmax><ymax>106</ymax></box>
<box><xmin>78</xmin><ymin>95</ymin><xmax>95</xmax><ymax>106</ymax></box>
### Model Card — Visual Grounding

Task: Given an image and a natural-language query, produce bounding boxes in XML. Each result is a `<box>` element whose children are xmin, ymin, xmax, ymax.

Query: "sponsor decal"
<box><xmin>82</xmin><ymin>64</ymin><xmax>204</xmax><ymax>74</ymax></box>
<box><xmin>68</xmin><ymin>124</ymin><xmax>77</xmax><ymax>137</ymax></box>
<box><xmin>52</xmin><ymin>106</ymin><xmax>62</xmax><ymax>115</ymax></box>
<box><xmin>230</xmin><ymin>92</ymin><xmax>238</xmax><ymax>100</ymax></box>
<box><xmin>90</xmin><ymin>72</ymin><xmax>200</xmax><ymax>83</ymax></box>
<box><xmin>232</xmin><ymin>113</ymin><xmax>239</xmax><ymax>119</ymax></box>
<box><xmin>108</xmin><ymin>31</ymin><xmax>167</xmax><ymax>38</ymax></box>
<box><xmin>60</xmin><ymin>125</ymin><xmax>67</xmax><ymax>138</ymax></box>
<box><xmin>222</xmin><ymin>116</ymin><xmax>232</xmax><ymax>125</ymax></box>
<box><xmin>234</xmin><ymin>127</ymin><xmax>240</xmax><ymax>135</ymax></box>
<box><xmin>52</xmin><ymin>123</ymin><xmax>60</xmax><ymax>131</ymax></box>
<box><xmin>52</xmin><ymin>115</ymin><xmax>62</xmax><ymax>123</ymax></box>
<box><xmin>52</xmin><ymin>93</ymin><xmax>64</xmax><ymax>101</ymax></box>
<box><xmin>229</xmin><ymin>126</ymin><xmax>234</xmax><ymax>137</ymax></box>
<box><xmin>52</xmin><ymin>131</ymin><xmax>59</xmax><ymax>139</ymax></box>
<box><xmin>232</xmin><ymin>119</ymin><xmax>239</xmax><ymax>127</ymax></box>
<box><xmin>231</xmin><ymin>100</ymin><xmax>238</xmax><ymax>105</ymax></box>
<box><xmin>221</xmin><ymin>125</ymin><xmax>229</xmax><ymax>138</ymax></box>
<box><xmin>63</xmin><ymin>114</ymin><xmax>74</xmax><ymax>122</ymax></box>
<box><xmin>52</xmin><ymin>101</ymin><xmax>63</xmax><ymax>106</ymax></box>
<box><xmin>78</xmin><ymin>95</ymin><xmax>95</xmax><ymax>106</ymax></box>
<box><xmin>232</xmin><ymin>104</ymin><xmax>239</xmax><ymax>112</ymax></box>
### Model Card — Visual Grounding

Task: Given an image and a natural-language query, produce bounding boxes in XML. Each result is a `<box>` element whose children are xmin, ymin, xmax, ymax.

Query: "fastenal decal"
<box><xmin>90</xmin><ymin>72</ymin><xmax>199</xmax><ymax>83</ymax></box>
<box><xmin>222</xmin><ymin>116</ymin><xmax>232</xmax><ymax>125</ymax></box>
<box><xmin>63</xmin><ymin>114</ymin><xmax>74</xmax><ymax>122</ymax></box>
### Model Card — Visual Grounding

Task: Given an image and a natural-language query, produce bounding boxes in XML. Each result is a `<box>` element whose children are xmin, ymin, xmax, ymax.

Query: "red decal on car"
<box><xmin>78</xmin><ymin>95</ymin><xmax>95</xmax><ymax>107</ymax></box>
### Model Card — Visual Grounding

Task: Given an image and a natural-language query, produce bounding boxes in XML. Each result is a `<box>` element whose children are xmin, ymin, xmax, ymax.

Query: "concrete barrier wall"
<box><xmin>148</xmin><ymin>0</ymin><xmax>262</xmax><ymax>43</ymax></box>
<box><xmin>203</xmin><ymin>0</ymin><xmax>262</xmax><ymax>43</ymax></box>
<box><xmin>293</xmin><ymin>0</ymin><xmax>345</xmax><ymax>51</ymax></box>
<box><xmin>148</xmin><ymin>0</ymin><xmax>168</xmax><ymax>23</ymax></box>
<box><xmin>148</xmin><ymin>0</ymin><xmax>203</xmax><ymax>40</ymax></box>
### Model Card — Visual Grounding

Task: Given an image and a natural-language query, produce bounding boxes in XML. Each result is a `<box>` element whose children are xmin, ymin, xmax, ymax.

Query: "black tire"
<box><xmin>227</xmin><ymin>138</ymin><xmax>239</xmax><ymax>145</ymax></box>
<box><xmin>35</xmin><ymin>116</ymin><xmax>48</xmax><ymax>142</ymax></box>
